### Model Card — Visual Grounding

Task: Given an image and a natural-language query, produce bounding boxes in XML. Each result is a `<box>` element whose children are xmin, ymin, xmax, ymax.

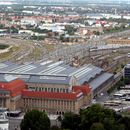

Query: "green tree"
<box><xmin>0</xmin><ymin>24</ymin><xmax>5</xmax><ymax>29</ymax></box>
<box><xmin>124</xmin><ymin>77</ymin><xmax>130</xmax><ymax>85</ymax></box>
<box><xmin>0</xmin><ymin>44</ymin><xmax>9</xmax><ymax>49</ymax></box>
<box><xmin>93</xmin><ymin>31</ymin><xmax>100</xmax><ymax>35</ymax></box>
<box><xmin>118</xmin><ymin>116</ymin><xmax>130</xmax><ymax>130</ymax></box>
<box><xmin>80</xmin><ymin>104</ymin><xmax>116</xmax><ymax>130</ymax></box>
<box><xmin>20</xmin><ymin>110</ymin><xmax>50</xmax><ymax>130</ymax></box>
<box><xmin>90</xmin><ymin>123</ymin><xmax>105</xmax><ymax>130</ymax></box>
<box><xmin>121</xmin><ymin>64</ymin><xmax>125</xmax><ymax>69</ymax></box>
<box><xmin>65</xmin><ymin>26</ymin><xmax>77</xmax><ymax>35</ymax></box>
<box><xmin>31</xmin><ymin>35</ymin><xmax>45</xmax><ymax>40</ymax></box>
<box><xmin>10</xmin><ymin>26</ymin><xmax>18</xmax><ymax>33</ymax></box>
<box><xmin>61</xmin><ymin>104</ymin><xmax>130</xmax><ymax>130</ymax></box>
<box><xmin>50</xmin><ymin>126</ymin><xmax>61</xmax><ymax>130</ymax></box>
<box><xmin>61</xmin><ymin>112</ymin><xmax>81</xmax><ymax>130</ymax></box>
<box><xmin>6</xmin><ymin>26</ymin><xmax>18</xmax><ymax>33</ymax></box>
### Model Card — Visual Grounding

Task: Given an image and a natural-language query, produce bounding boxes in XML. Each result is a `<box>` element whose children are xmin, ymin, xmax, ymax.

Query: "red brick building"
<box><xmin>22</xmin><ymin>85</ymin><xmax>92</xmax><ymax>114</ymax></box>
<box><xmin>0</xmin><ymin>74</ymin><xmax>92</xmax><ymax>114</ymax></box>
<box><xmin>0</xmin><ymin>75</ymin><xmax>26</xmax><ymax>110</ymax></box>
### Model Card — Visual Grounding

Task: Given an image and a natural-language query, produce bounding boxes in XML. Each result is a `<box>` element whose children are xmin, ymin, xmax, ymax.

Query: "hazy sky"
<box><xmin>0</xmin><ymin>0</ymin><xmax>128</xmax><ymax>1</ymax></box>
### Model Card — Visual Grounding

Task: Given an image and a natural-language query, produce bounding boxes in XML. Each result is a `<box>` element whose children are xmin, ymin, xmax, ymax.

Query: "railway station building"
<box><xmin>0</xmin><ymin>61</ymin><xmax>114</xmax><ymax>113</ymax></box>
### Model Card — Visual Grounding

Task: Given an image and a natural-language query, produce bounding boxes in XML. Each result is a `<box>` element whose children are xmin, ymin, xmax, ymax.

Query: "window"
<box><xmin>39</xmin><ymin>88</ymin><xmax>41</xmax><ymax>91</ymax></box>
<box><xmin>51</xmin><ymin>88</ymin><xmax>53</xmax><ymax>92</ymax></box>
<box><xmin>35</xmin><ymin>87</ymin><xmax>38</xmax><ymax>91</ymax></box>
<box><xmin>63</xmin><ymin>89</ymin><xmax>65</xmax><ymax>92</ymax></box>
<box><xmin>60</xmin><ymin>88</ymin><xmax>62</xmax><ymax>92</ymax></box>
<box><xmin>57</xmin><ymin>88</ymin><xmax>59</xmax><ymax>93</ymax></box>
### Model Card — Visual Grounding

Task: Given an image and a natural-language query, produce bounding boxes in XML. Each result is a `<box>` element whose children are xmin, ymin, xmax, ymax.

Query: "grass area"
<box><xmin>0</xmin><ymin>44</ymin><xmax>9</xmax><ymax>49</ymax></box>
<box><xmin>121</xmin><ymin>111</ymin><xmax>130</xmax><ymax>117</ymax></box>
<box><xmin>33</xmin><ymin>47</ymin><xmax>42</xmax><ymax>60</ymax></box>
<box><xmin>43</xmin><ymin>44</ymin><xmax>55</xmax><ymax>51</ymax></box>
<box><xmin>0</xmin><ymin>46</ymin><xmax>20</xmax><ymax>61</ymax></box>
<box><xmin>27</xmin><ymin>47</ymin><xmax>42</xmax><ymax>61</ymax></box>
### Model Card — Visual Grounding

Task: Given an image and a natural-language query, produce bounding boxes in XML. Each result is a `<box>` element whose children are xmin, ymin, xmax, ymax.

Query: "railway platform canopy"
<box><xmin>0</xmin><ymin>60</ymin><xmax>114</xmax><ymax>95</ymax></box>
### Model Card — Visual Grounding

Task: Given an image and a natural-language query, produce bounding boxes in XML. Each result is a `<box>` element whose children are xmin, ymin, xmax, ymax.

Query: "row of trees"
<box><xmin>20</xmin><ymin>104</ymin><xmax>130</xmax><ymax>130</ymax></box>
<box><xmin>103</xmin><ymin>25</ymin><xmax>128</xmax><ymax>34</ymax></box>
<box><xmin>65</xmin><ymin>25</ymin><xmax>77</xmax><ymax>35</ymax></box>
<box><xmin>60</xmin><ymin>35</ymin><xmax>78</xmax><ymax>42</ymax></box>
<box><xmin>0</xmin><ymin>24</ymin><xmax>19</xmax><ymax>33</ymax></box>
<box><xmin>60</xmin><ymin>104</ymin><xmax>130</xmax><ymax>130</ymax></box>
<box><xmin>30</xmin><ymin>35</ymin><xmax>45</xmax><ymax>40</ymax></box>
<box><xmin>107</xmin><ymin>75</ymin><xmax>130</xmax><ymax>94</ymax></box>
<box><xmin>32</xmin><ymin>28</ymin><xmax>52</xmax><ymax>34</ymax></box>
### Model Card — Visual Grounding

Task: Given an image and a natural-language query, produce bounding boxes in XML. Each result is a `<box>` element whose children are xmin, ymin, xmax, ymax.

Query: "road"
<box><xmin>9</xmin><ymin>118</ymin><xmax>22</xmax><ymax>130</ymax></box>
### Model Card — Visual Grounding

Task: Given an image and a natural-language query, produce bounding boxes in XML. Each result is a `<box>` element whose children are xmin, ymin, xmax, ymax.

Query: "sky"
<box><xmin>0</xmin><ymin>0</ymin><xmax>127</xmax><ymax>2</ymax></box>
<box><xmin>0</xmin><ymin>0</ymin><xmax>129</xmax><ymax>3</ymax></box>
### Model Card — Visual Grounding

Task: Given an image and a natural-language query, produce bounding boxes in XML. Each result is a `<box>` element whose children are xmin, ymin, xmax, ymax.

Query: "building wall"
<box><xmin>10</xmin><ymin>96</ymin><xmax>23</xmax><ymax>111</ymax></box>
<box><xmin>0</xmin><ymin>96</ymin><xmax>20</xmax><ymax>111</ymax></box>
<box><xmin>5</xmin><ymin>98</ymin><xmax>10</xmax><ymax>109</ymax></box>
<box><xmin>0</xmin><ymin>79</ymin><xmax>26</xmax><ymax>110</ymax></box>
<box><xmin>107</xmin><ymin>38</ymin><xmax>130</xmax><ymax>44</ymax></box>
<box><xmin>83</xmin><ymin>92</ymin><xmax>93</xmax><ymax>105</ymax></box>
<box><xmin>27</xmin><ymin>83</ymin><xmax>69</xmax><ymax>93</ymax></box>
<box><xmin>22</xmin><ymin>96</ymin><xmax>88</xmax><ymax>114</ymax></box>
<box><xmin>1</xmin><ymin>95</ymin><xmax>23</xmax><ymax>111</ymax></box>
<box><xmin>24</xmin><ymin>99</ymin><xmax>72</xmax><ymax>113</ymax></box>
<box><xmin>0</xmin><ymin>90</ymin><xmax>10</xmax><ymax>108</ymax></box>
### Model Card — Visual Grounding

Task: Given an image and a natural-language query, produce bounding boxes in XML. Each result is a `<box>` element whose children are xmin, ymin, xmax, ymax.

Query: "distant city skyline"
<box><xmin>0</xmin><ymin>0</ymin><xmax>130</xmax><ymax>4</ymax></box>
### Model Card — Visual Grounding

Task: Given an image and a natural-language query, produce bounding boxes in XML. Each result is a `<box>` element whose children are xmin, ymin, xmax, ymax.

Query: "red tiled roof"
<box><xmin>22</xmin><ymin>90</ymin><xmax>82</xmax><ymax>100</ymax></box>
<box><xmin>72</xmin><ymin>85</ymin><xmax>91</xmax><ymax>95</ymax></box>
<box><xmin>0</xmin><ymin>79</ymin><xmax>26</xmax><ymax>97</ymax></box>
<box><xmin>22</xmin><ymin>85</ymin><xmax>91</xmax><ymax>100</ymax></box>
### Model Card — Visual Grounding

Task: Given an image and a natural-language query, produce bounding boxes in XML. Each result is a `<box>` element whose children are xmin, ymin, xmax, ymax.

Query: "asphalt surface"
<box><xmin>9</xmin><ymin>118</ymin><xmax>22</xmax><ymax>130</ymax></box>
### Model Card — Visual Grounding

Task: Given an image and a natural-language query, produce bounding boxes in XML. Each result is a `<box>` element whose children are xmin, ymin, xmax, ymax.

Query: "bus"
<box><xmin>113</xmin><ymin>93</ymin><xmax>126</xmax><ymax>99</ymax></box>
<box><xmin>104</xmin><ymin>102</ymin><xmax>119</xmax><ymax>107</ymax></box>
<box><xmin>6</xmin><ymin>111</ymin><xmax>21</xmax><ymax>118</ymax></box>
<box><xmin>103</xmin><ymin>100</ymin><xmax>122</xmax><ymax>107</ymax></box>
<box><xmin>128</xmin><ymin>53</ymin><xmax>130</xmax><ymax>58</ymax></box>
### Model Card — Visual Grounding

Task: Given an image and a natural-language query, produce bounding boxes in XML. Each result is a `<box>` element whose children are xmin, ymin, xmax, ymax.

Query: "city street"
<box><xmin>9</xmin><ymin>118</ymin><xmax>22</xmax><ymax>130</ymax></box>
